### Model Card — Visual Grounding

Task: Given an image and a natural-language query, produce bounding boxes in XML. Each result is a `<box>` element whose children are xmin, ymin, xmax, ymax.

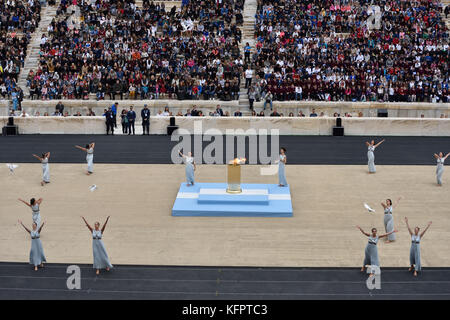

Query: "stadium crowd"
<box><xmin>25</xmin><ymin>0</ymin><xmax>246</xmax><ymax>101</ymax></box>
<box><xmin>1</xmin><ymin>0</ymin><xmax>41</xmax><ymax>103</ymax></box>
<box><xmin>250</xmin><ymin>0</ymin><xmax>449</xmax><ymax>103</ymax></box>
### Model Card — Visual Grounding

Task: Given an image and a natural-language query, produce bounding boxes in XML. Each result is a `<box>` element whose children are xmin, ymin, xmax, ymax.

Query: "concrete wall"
<box><xmin>2</xmin><ymin>116</ymin><xmax>450</xmax><ymax>136</ymax></box>
<box><xmin>1</xmin><ymin>99</ymin><xmax>450</xmax><ymax>118</ymax></box>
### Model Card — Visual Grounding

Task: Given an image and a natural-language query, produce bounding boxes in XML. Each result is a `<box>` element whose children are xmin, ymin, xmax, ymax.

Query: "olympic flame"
<box><xmin>230</xmin><ymin>158</ymin><xmax>246</xmax><ymax>165</ymax></box>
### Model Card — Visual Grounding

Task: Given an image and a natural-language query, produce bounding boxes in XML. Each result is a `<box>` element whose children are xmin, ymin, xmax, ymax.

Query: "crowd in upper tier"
<box><xmin>250</xmin><ymin>0</ymin><xmax>449</xmax><ymax>103</ymax></box>
<box><xmin>25</xmin><ymin>0</ymin><xmax>246</xmax><ymax>101</ymax></box>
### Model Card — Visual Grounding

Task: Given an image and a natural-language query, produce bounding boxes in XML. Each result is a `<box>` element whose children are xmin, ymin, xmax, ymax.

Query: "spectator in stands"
<box><xmin>244</xmin><ymin>66</ymin><xmax>253</xmax><ymax>89</ymax></box>
<box><xmin>263</xmin><ymin>90</ymin><xmax>273</xmax><ymax>110</ymax></box>
<box><xmin>244</xmin><ymin>42</ymin><xmax>252</xmax><ymax>64</ymax></box>
<box><xmin>162</xmin><ymin>106</ymin><xmax>170</xmax><ymax>116</ymax></box>
<box><xmin>248</xmin><ymin>87</ymin><xmax>256</xmax><ymax>110</ymax></box>
<box><xmin>215</xmin><ymin>105</ymin><xmax>224</xmax><ymax>116</ymax></box>
<box><xmin>270</xmin><ymin>109</ymin><xmax>281</xmax><ymax>117</ymax></box>
<box><xmin>310</xmin><ymin>109</ymin><xmax>318</xmax><ymax>117</ymax></box>
<box><xmin>234</xmin><ymin>109</ymin><xmax>242</xmax><ymax>116</ymax></box>
<box><xmin>55</xmin><ymin>101</ymin><xmax>64</xmax><ymax>115</ymax></box>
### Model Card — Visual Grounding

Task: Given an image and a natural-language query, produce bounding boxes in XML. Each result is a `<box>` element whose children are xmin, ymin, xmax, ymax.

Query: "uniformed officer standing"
<box><xmin>105</xmin><ymin>107</ymin><xmax>115</xmax><ymax>135</ymax></box>
<box><xmin>127</xmin><ymin>106</ymin><xmax>136</xmax><ymax>135</ymax></box>
<box><xmin>141</xmin><ymin>104</ymin><xmax>150</xmax><ymax>135</ymax></box>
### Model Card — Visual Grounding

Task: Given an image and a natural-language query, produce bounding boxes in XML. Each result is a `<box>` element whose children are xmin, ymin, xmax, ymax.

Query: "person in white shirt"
<box><xmin>244</xmin><ymin>67</ymin><xmax>253</xmax><ymax>89</ymax></box>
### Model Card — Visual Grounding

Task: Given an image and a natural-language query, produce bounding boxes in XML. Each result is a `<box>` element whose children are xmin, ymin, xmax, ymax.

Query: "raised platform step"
<box><xmin>172</xmin><ymin>183</ymin><xmax>293</xmax><ymax>217</ymax></box>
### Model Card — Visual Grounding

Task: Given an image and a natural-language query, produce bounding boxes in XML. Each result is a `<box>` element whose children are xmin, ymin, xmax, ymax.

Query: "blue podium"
<box><xmin>172</xmin><ymin>183</ymin><xmax>293</xmax><ymax>217</ymax></box>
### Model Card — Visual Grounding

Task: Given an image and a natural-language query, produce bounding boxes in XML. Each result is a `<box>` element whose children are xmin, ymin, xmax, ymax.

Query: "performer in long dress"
<box><xmin>75</xmin><ymin>142</ymin><xmax>95</xmax><ymax>175</ymax></box>
<box><xmin>81</xmin><ymin>216</ymin><xmax>113</xmax><ymax>275</ymax></box>
<box><xmin>357</xmin><ymin>225</ymin><xmax>398</xmax><ymax>276</ymax></box>
<box><xmin>32</xmin><ymin>152</ymin><xmax>51</xmax><ymax>186</ymax></box>
<box><xmin>405</xmin><ymin>217</ymin><xmax>432</xmax><ymax>276</ymax></box>
<box><xmin>179</xmin><ymin>150</ymin><xmax>196</xmax><ymax>186</ymax></box>
<box><xmin>19</xmin><ymin>219</ymin><xmax>46</xmax><ymax>271</ymax></box>
<box><xmin>434</xmin><ymin>152</ymin><xmax>450</xmax><ymax>186</ymax></box>
<box><xmin>365</xmin><ymin>139</ymin><xmax>385</xmax><ymax>173</ymax></box>
<box><xmin>18</xmin><ymin>197</ymin><xmax>43</xmax><ymax>227</ymax></box>
<box><xmin>278</xmin><ymin>147</ymin><xmax>287</xmax><ymax>187</ymax></box>
<box><xmin>381</xmin><ymin>197</ymin><xmax>401</xmax><ymax>243</ymax></box>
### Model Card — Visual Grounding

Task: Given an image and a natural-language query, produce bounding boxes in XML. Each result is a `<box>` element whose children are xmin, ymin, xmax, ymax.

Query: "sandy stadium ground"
<box><xmin>0</xmin><ymin>163</ymin><xmax>449</xmax><ymax>267</ymax></box>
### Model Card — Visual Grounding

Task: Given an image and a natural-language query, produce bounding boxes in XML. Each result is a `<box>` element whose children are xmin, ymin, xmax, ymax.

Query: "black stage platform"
<box><xmin>1</xmin><ymin>135</ymin><xmax>449</xmax><ymax>165</ymax></box>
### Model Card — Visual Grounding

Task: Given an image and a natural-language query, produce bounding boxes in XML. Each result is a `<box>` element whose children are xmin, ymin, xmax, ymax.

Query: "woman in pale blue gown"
<box><xmin>19</xmin><ymin>219</ymin><xmax>46</xmax><ymax>271</ymax></box>
<box><xmin>357</xmin><ymin>226</ymin><xmax>397</xmax><ymax>276</ymax></box>
<box><xmin>179</xmin><ymin>150</ymin><xmax>196</xmax><ymax>186</ymax></box>
<box><xmin>32</xmin><ymin>152</ymin><xmax>51</xmax><ymax>186</ymax></box>
<box><xmin>381</xmin><ymin>197</ymin><xmax>401</xmax><ymax>243</ymax></box>
<box><xmin>405</xmin><ymin>217</ymin><xmax>432</xmax><ymax>277</ymax></box>
<box><xmin>434</xmin><ymin>152</ymin><xmax>450</xmax><ymax>186</ymax></box>
<box><xmin>18</xmin><ymin>197</ymin><xmax>43</xmax><ymax>227</ymax></box>
<box><xmin>81</xmin><ymin>216</ymin><xmax>113</xmax><ymax>275</ymax></box>
<box><xmin>365</xmin><ymin>139</ymin><xmax>385</xmax><ymax>173</ymax></box>
<box><xmin>75</xmin><ymin>142</ymin><xmax>95</xmax><ymax>175</ymax></box>
<box><xmin>278</xmin><ymin>147</ymin><xmax>287</xmax><ymax>187</ymax></box>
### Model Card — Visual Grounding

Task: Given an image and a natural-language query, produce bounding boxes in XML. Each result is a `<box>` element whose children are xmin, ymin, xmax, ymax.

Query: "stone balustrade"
<box><xmin>1</xmin><ymin>100</ymin><xmax>449</xmax><ymax>118</ymax></box>
<box><xmin>2</xmin><ymin>116</ymin><xmax>450</xmax><ymax>136</ymax></box>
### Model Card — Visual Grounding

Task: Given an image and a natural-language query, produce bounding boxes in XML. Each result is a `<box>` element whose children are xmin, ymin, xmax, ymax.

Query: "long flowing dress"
<box><xmin>278</xmin><ymin>154</ymin><xmax>287</xmax><ymax>186</ymax></box>
<box><xmin>368</xmin><ymin>145</ymin><xmax>376</xmax><ymax>173</ymax></box>
<box><xmin>31</xmin><ymin>204</ymin><xmax>41</xmax><ymax>226</ymax></box>
<box><xmin>42</xmin><ymin>158</ymin><xmax>50</xmax><ymax>183</ymax></box>
<box><xmin>383</xmin><ymin>206</ymin><xmax>396</xmax><ymax>241</ymax></box>
<box><xmin>29</xmin><ymin>230</ymin><xmax>46</xmax><ymax>267</ymax></box>
<box><xmin>436</xmin><ymin>157</ymin><xmax>444</xmax><ymax>185</ymax></box>
<box><xmin>92</xmin><ymin>229</ymin><xmax>113</xmax><ymax>270</ymax></box>
<box><xmin>410</xmin><ymin>234</ymin><xmax>421</xmax><ymax>271</ymax></box>
<box><xmin>185</xmin><ymin>156</ymin><xmax>195</xmax><ymax>185</ymax></box>
<box><xmin>86</xmin><ymin>148</ymin><xmax>94</xmax><ymax>173</ymax></box>
<box><xmin>364</xmin><ymin>235</ymin><xmax>379</xmax><ymax>268</ymax></box>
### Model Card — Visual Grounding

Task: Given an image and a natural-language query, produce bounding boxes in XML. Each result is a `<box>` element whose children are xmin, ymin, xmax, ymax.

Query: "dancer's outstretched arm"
<box><xmin>444</xmin><ymin>153</ymin><xmax>450</xmax><ymax>160</ymax></box>
<box><xmin>404</xmin><ymin>217</ymin><xmax>413</xmax><ymax>236</ymax></box>
<box><xmin>89</xmin><ymin>142</ymin><xmax>95</xmax><ymax>149</ymax></box>
<box><xmin>32</xmin><ymin>154</ymin><xmax>42</xmax><ymax>161</ymax></box>
<box><xmin>434</xmin><ymin>153</ymin><xmax>439</xmax><ymax>159</ymax></box>
<box><xmin>379</xmin><ymin>229</ymin><xmax>398</xmax><ymax>239</ymax></box>
<box><xmin>38</xmin><ymin>221</ymin><xmax>46</xmax><ymax>233</ymax></box>
<box><xmin>420</xmin><ymin>221</ymin><xmax>432</xmax><ymax>238</ymax></box>
<box><xmin>81</xmin><ymin>216</ymin><xmax>93</xmax><ymax>232</ymax></box>
<box><xmin>18</xmin><ymin>220</ymin><xmax>31</xmax><ymax>234</ymax></box>
<box><xmin>393</xmin><ymin>197</ymin><xmax>402</xmax><ymax>208</ymax></box>
<box><xmin>18</xmin><ymin>198</ymin><xmax>31</xmax><ymax>207</ymax></box>
<box><xmin>356</xmin><ymin>226</ymin><xmax>370</xmax><ymax>237</ymax></box>
<box><xmin>75</xmin><ymin>145</ymin><xmax>87</xmax><ymax>152</ymax></box>
<box><xmin>374</xmin><ymin>139</ymin><xmax>385</xmax><ymax>148</ymax></box>
<box><xmin>101</xmin><ymin>216</ymin><xmax>110</xmax><ymax>233</ymax></box>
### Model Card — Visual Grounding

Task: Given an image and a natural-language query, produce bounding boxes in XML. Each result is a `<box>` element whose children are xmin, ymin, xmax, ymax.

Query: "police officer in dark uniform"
<box><xmin>141</xmin><ymin>104</ymin><xmax>150</xmax><ymax>135</ymax></box>
<box><xmin>127</xmin><ymin>106</ymin><xmax>136</xmax><ymax>135</ymax></box>
<box><xmin>105</xmin><ymin>107</ymin><xmax>115</xmax><ymax>135</ymax></box>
